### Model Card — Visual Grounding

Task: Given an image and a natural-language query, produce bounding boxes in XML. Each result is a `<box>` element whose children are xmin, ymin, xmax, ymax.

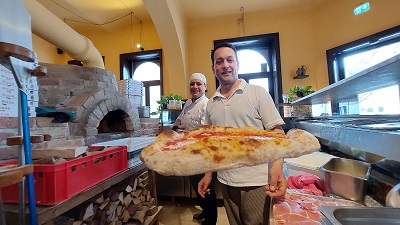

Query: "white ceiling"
<box><xmin>36</xmin><ymin>0</ymin><xmax>325</xmax><ymax>32</ymax></box>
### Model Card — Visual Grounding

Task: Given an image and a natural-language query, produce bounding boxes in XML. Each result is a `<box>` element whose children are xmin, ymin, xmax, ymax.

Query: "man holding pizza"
<box><xmin>198</xmin><ymin>43</ymin><xmax>287</xmax><ymax>225</ymax></box>
<box><xmin>171</xmin><ymin>73</ymin><xmax>218</xmax><ymax>225</ymax></box>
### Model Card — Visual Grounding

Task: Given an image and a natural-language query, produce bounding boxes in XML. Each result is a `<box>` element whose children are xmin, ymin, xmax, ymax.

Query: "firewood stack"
<box><xmin>72</xmin><ymin>170</ymin><xmax>158</xmax><ymax>225</ymax></box>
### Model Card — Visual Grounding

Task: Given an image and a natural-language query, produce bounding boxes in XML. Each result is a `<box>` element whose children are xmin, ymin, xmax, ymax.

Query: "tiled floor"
<box><xmin>158</xmin><ymin>197</ymin><xmax>230</xmax><ymax>225</ymax></box>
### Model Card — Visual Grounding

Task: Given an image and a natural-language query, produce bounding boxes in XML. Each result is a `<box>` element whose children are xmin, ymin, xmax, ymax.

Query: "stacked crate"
<box><xmin>117</xmin><ymin>79</ymin><xmax>143</xmax><ymax>108</ymax></box>
<box><xmin>0</xmin><ymin>64</ymin><xmax>39</xmax><ymax>117</ymax></box>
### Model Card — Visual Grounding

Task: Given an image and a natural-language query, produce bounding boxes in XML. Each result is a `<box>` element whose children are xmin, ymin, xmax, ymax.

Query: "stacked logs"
<box><xmin>72</xmin><ymin>170</ymin><xmax>157</xmax><ymax>225</ymax></box>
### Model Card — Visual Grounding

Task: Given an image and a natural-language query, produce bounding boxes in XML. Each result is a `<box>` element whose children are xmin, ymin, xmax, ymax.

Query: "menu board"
<box><xmin>0</xmin><ymin>64</ymin><xmax>38</xmax><ymax>117</ymax></box>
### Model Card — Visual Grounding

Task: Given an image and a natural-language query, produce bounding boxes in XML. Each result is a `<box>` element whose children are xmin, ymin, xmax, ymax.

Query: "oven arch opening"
<box><xmin>97</xmin><ymin>109</ymin><xmax>129</xmax><ymax>133</ymax></box>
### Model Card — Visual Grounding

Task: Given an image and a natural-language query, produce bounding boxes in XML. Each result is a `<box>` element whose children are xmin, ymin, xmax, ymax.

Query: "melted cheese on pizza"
<box><xmin>162</xmin><ymin>131</ymin><xmax>281</xmax><ymax>151</ymax></box>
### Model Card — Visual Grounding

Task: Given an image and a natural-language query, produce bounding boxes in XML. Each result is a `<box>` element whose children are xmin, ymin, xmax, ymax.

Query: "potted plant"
<box><xmin>287</xmin><ymin>85</ymin><xmax>315</xmax><ymax>117</ymax></box>
<box><xmin>288</xmin><ymin>85</ymin><xmax>315</xmax><ymax>103</ymax></box>
<box><xmin>151</xmin><ymin>93</ymin><xmax>184</xmax><ymax>116</ymax></box>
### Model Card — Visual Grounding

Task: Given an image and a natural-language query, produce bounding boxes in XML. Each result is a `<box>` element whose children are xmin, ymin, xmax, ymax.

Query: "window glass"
<box><xmin>134</xmin><ymin>62</ymin><xmax>160</xmax><ymax>81</ymax></box>
<box><xmin>133</xmin><ymin>62</ymin><xmax>161</xmax><ymax>118</ymax></box>
<box><xmin>149</xmin><ymin>85</ymin><xmax>160</xmax><ymax>118</ymax></box>
<box><xmin>142</xmin><ymin>89</ymin><xmax>146</xmax><ymax>106</ymax></box>
<box><xmin>344</xmin><ymin>41</ymin><xmax>400</xmax><ymax>78</ymax></box>
<box><xmin>358</xmin><ymin>85</ymin><xmax>400</xmax><ymax>115</ymax></box>
<box><xmin>327</xmin><ymin>26</ymin><xmax>400</xmax><ymax>115</ymax></box>
<box><xmin>249</xmin><ymin>78</ymin><xmax>268</xmax><ymax>90</ymax></box>
<box><xmin>312</xmin><ymin>102</ymin><xmax>332</xmax><ymax>117</ymax></box>
<box><xmin>237</xmin><ymin>50</ymin><xmax>268</xmax><ymax>74</ymax></box>
<box><xmin>342</xmin><ymin>42</ymin><xmax>400</xmax><ymax>115</ymax></box>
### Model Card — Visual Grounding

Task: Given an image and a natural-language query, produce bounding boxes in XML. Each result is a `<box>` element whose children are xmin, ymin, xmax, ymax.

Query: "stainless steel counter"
<box><xmin>319</xmin><ymin>206</ymin><xmax>400</xmax><ymax>225</ymax></box>
<box><xmin>292</xmin><ymin>54</ymin><xmax>400</xmax><ymax>105</ymax></box>
<box><xmin>295</xmin><ymin>116</ymin><xmax>400</xmax><ymax>162</ymax></box>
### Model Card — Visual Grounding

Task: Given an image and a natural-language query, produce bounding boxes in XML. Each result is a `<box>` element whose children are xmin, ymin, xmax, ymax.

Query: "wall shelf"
<box><xmin>292</xmin><ymin>54</ymin><xmax>400</xmax><ymax>105</ymax></box>
<box><xmin>293</xmin><ymin>74</ymin><xmax>309</xmax><ymax>79</ymax></box>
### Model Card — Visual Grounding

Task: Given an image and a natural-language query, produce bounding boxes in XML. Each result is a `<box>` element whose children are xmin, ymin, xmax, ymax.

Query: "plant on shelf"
<box><xmin>287</xmin><ymin>85</ymin><xmax>315</xmax><ymax>117</ymax></box>
<box><xmin>151</xmin><ymin>93</ymin><xmax>184</xmax><ymax>116</ymax></box>
<box><xmin>287</xmin><ymin>85</ymin><xmax>315</xmax><ymax>103</ymax></box>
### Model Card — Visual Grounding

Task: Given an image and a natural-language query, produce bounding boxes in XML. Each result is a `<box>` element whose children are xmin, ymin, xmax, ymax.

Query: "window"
<box><xmin>133</xmin><ymin>62</ymin><xmax>161</xmax><ymax>116</ymax></box>
<box><xmin>326</xmin><ymin>25</ymin><xmax>400</xmax><ymax>115</ymax></box>
<box><xmin>343</xmin><ymin>41</ymin><xmax>400</xmax><ymax>77</ymax></box>
<box><xmin>134</xmin><ymin>62</ymin><xmax>160</xmax><ymax>81</ymax></box>
<box><xmin>120</xmin><ymin>49</ymin><xmax>163</xmax><ymax>118</ymax></box>
<box><xmin>237</xmin><ymin>50</ymin><xmax>268</xmax><ymax>74</ymax></box>
<box><xmin>237</xmin><ymin>50</ymin><xmax>270</xmax><ymax>92</ymax></box>
<box><xmin>214</xmin><ymin>33</ymin><xmax>282</xmax><ymax>103</ymax></box>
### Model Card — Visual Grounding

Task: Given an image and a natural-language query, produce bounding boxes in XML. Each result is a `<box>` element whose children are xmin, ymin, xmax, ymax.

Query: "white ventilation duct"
<box><xmin>23</xmin><ymin>0</ymin><xmax>104</xmax><ymax>69</ymax></box>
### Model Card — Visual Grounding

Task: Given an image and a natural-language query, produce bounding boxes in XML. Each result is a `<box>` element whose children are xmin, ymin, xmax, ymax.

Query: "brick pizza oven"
<box><xmin>38</xmin><ymin>63</ymin><xmax>142</xmax><ymax>145</ymax></box>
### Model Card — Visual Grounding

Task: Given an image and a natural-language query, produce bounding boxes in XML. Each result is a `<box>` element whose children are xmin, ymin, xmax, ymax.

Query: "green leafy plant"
<box><xmin>151</xmin><ymin>93</ymin><xmax>184</xmax><ymax>116</ymax></box>
<box><xmin>288</xmin><ymin>85</ymin><xmax>315</xmax><ymax>103</ymax></box>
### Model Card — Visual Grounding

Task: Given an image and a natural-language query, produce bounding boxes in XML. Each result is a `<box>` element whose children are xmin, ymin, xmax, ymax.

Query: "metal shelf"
<box><xmin>295</xmin><ymin>119</ymin><xmax>400</xmax><ymax>162</ymax></box>
<box><xmin>292</xmin><ymin>54</ymin><xmax>400</xmax><ymax>105</ymax></box>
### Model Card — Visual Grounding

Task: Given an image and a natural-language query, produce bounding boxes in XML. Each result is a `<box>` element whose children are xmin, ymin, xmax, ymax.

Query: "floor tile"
<box><xmin>158</xmin><ymin>197</ymin><xmax>229</xmax><ymax>225</ymax></box>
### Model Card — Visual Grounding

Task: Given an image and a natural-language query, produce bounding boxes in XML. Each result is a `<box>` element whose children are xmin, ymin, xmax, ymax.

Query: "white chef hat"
<box><xmin>189</xmin><ymin>73</ymin><xmax>207</xmax><ymax>85</ymax></box>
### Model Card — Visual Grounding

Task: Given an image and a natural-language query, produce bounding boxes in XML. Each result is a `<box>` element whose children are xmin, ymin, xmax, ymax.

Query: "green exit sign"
<box><xmin>354</xmin><ymin>2</ymin><xmax>370</xmax><ymax>15</ymax></box>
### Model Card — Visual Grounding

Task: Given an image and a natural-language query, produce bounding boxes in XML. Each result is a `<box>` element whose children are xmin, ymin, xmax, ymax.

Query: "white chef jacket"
<box><xmin>176</xmin><ymin>95</ymin><xmax>209</xmax><ymax>129</ymax></box>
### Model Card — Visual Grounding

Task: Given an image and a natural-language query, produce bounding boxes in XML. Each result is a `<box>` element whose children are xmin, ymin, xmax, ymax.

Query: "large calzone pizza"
<box><xmin>140</xmin><ymin>125</ymin><xmax>320</xmax><ymax>176</ymax></box>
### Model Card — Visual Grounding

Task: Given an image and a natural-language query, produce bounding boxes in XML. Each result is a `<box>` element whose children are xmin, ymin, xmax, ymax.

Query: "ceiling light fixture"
<box><xmin>130</xmin><ymin>11</ymin><xmax>143</xmax><ymax>51</ymax></box>
<box><xmin>137</xmin><ymin>20</ymin><xmax>144</xmax><ymax>51</ymax></box>
<box><xmin>131</xmin><ymin>12</ymin><xmax>134</xmax><ymax>51</ymax></box>
<box><xmin>237</xmin><ymin>6</ymin><xmax>245</xmax><ymax>37</ymax></box>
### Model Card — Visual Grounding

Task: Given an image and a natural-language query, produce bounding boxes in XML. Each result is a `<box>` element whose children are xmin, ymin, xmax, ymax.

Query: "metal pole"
<box><xmin>18</xmin><ymin>91</ymin><xmax>26</xmax><ymax>225</ymax></box>
<box><xmin>9</xmin><ymin>57</ymin><xmax>38</xmax><ymax>225</ymax></box>
<box><xmin>20</xmin><ymin>90</ymin><xmax>38</xmax><ymax>225</ymax></box>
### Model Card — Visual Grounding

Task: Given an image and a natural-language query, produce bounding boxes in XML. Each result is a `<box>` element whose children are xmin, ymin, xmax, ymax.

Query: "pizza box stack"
<box><xmin>284</xmin><ymin>151</ymin><xmax>337</xmax><ymax>180</ymax></box>
<box><xmin>117</xmin><ymin>79</ymin><xmax>143</xmax><ymax>107</ymax></box>
<box><xmin>0</xmin><ymin>64</ymin><xmax>39</xmax><ymax>118</ymax></box>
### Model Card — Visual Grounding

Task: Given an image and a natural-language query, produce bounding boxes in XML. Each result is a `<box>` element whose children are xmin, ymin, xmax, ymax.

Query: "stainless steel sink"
<box><xmin>319</xmin><ymin>206</ymin><xmax>400</xmax><ymax>225</ymax></box>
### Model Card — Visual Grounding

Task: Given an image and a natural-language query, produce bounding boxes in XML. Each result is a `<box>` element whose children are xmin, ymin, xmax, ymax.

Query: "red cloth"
<box><xmin>287</xmin><ymin>174</ymin><xmax>324</xmax><ymax>196</ymax></box>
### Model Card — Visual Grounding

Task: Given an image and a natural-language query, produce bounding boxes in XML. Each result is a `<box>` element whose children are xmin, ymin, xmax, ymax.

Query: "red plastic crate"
<box><xmin>1</xmin><ymin>146</ymin><xmax>127</xmax><ymax>205</ymax></box>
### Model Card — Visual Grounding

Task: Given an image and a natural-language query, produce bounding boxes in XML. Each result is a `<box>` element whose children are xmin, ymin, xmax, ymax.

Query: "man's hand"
<box><xmin>271</xmin><ymin>125</ymin><xmax>285</xmax><ymax>135</ymax></box>
<box><xmin>265</xmin><ymin>159</ymin><xmax>287</xmax><ymax>198</ymax></box>
<box><xmin>198</xmin><ymin>172</ymin><xmax>212</xmax><ymax>198</ymax></box>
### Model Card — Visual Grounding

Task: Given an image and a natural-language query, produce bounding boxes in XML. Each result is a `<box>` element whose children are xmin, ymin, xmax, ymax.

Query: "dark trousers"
<box><xmin>189</xmin><ymin>173</ymin><xmax>218</xmax><ymax>225</ymax></box>
<box><xmin>221</xmin><ymin>184</ymin><xmax>271</xmax><ymax>225</ymax></box>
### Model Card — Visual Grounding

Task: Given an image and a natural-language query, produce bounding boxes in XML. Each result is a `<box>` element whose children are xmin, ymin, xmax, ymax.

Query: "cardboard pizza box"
<box><xmin>32</xmin><ymin>146</ymin><xmax>88</xmax><ymax>159</ymax></box>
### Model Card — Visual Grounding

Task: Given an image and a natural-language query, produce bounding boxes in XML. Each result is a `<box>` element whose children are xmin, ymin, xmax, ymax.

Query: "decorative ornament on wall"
<box><xmin>293</xmin><ymin>65</ymin><xmax>309</xmax><ymax>79</ymax></box>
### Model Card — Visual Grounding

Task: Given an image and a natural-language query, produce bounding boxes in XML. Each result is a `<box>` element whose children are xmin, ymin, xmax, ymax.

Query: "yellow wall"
<box><xmin>78</xmin><ymin>21</ymin><xmax>162</xmax><ymax>79</ymax></box>
<box><xmin>33</xmin><ymin>0</ymin><xmax>400</xmax><ymax>99</ymax></box>
<box><xmin>187</xmin><ymin>0</ymin><xmax>400</xmax><ymax>98</ymax></box>
<box><xmin>33</xmin><ymin>34</ymin><xmax>71</xmax><ymax>65</ymax></box>
<box><xmin>187</xmin><ymin>7</ymin><xmax>318</xmax><ymax>98</ymax></box>
<box><xmin>313</xmin><ymin>0</ymin><xmax>400</xmax><ymax>93</ymax></box>
<box><xmin>32</xmin><ymin>21</ymin><xmax>164</xmax><ymax>81</ymax></box>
